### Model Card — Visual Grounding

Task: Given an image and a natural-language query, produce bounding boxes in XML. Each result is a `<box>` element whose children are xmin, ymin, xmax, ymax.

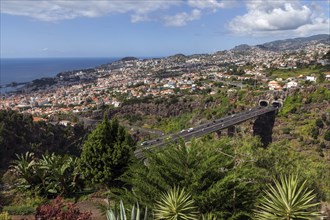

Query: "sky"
<box><xmin>0</xmin><ymin>0</ymin><xmax>329</xmax><ymax>58</ymax></box>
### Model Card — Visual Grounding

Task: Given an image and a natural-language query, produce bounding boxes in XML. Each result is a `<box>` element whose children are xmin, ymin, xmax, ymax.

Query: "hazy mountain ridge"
<box><xmin>257</xmin><ymin>34</ymin><xmax>330</xmax><ymax>51</ymax></box>
<box><xmin>232</xmin><ymin>34</ymin><xmax>329</xmax><ymax>52</ymax></box>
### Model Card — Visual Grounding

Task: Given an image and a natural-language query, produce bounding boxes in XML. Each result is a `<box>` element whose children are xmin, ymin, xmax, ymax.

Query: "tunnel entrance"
<box><xmin>272</xmin><ymin>101</ymin><xmax>282</xmax><ymax>108</ymax></box>
<box><xmin>259</xmin><ymin>100</ymin><xmax>269</xmax><ymax>107</ymax></box>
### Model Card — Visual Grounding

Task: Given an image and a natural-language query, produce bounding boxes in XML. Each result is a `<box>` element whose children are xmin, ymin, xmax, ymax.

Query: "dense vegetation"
<box><xmin>0</xmin><ymin>110</ymin><xmax>86</xmax><ymax>169</ymax></box>
<box><xmin>119</xmin><ymin>138</ymin><xmax>268</xmax><ymax>218</ymax></box>
<box><xmin>114</xmin><ymin>136</ymin><xmax>328</xmax><ymax>219</ymax></box>
<box><xmin>267</xmin><ymin>64</ymin><xmax>330</xmax><ymax>80</ymax></box>
<box><xmin>11</xmin><ymin>152</ymin><xmax>83</xmax><ymax>198</ymax></box>
<box><xmin>79</xmin><ymin>117</ymin><xmax>135</xmax><ymax>186</ymax></box>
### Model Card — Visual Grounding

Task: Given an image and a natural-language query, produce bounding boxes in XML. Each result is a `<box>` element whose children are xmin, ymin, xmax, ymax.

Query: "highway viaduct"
<box><xmin>134</xmin><ymin>99</ymin><xmax>283</xmax><ymax>159</ymax></box>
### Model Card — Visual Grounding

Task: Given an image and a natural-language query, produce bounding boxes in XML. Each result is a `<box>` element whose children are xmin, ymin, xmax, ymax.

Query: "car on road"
<box><xmin>140</xmin><ymin>141</ymin><xmax>149</xmax><ymax>146</ymax></box>
<box><xmin>187</xmin><ymin>127</ymin><xmax>194</xmax><ymax>132</ymax></box>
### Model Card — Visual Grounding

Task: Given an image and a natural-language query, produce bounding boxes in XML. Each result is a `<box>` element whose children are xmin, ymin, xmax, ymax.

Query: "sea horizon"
<box><xmin>0</xmin><ymin>57</ymin><xmax>124</xmax><ymax>94</ymax></box>
<box><xmin>0</xmin><ymin>57</ymin><xmax>120</xmax><ymax>86</ymax></box>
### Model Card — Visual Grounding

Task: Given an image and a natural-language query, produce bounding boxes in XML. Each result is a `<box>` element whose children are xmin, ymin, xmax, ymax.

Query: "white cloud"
<box><xmin>163</xmin><ymin>9</ymin><xmax>201</xmax><ymax>27</ymax></box>
<box><xmin>0</xmin><ymin>0</ymin><xmax>236</xmax><ymax>26</ymax></box>
<box><xmin>131</xmin><ymin>14</ymin><xmax>151</xmax><ymax>23</ymax></box>
<box><xmin>3</xmin><ymin>0</ymin><xmax>328</xmax><ymax>33</ymax></box>
<box><xmin>294</xmin><ymin>17</ymin><xmax>330</xmax><ymax>36</ymax></box>
<box><xmin>0</xmin><ymin>0</ymin><xmax>181</xmax><ymax>22</ymax></box>
<box><xmin>228</xmin><ymin>0</ymin><xmax>329</xmax><ymax>36</ymax></box>
<box><xmin>187</xmin><ymin>0</ymin><xmax>235</xmax><ymax>9</ymax></box>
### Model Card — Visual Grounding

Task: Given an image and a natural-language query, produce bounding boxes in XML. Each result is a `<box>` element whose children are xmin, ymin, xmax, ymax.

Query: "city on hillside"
<box><xmin>1</xmin><ymin>35</ymin><xmax>329</xmax><ymax>124</ymax></box>
<box><xmin>1</xmin><ymin>0</ymin><xmax>330</xmax><ymax>217</ymax></box>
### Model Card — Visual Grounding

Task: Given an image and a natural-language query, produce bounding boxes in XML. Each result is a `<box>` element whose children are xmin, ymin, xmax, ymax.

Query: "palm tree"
<box><xmin>254</xmin><ymin>174</ymin><xmax>320</xmax><ymax>220</ymax></box>
<box><xmin>154</xmin><ymin>187</ymin><xmax>198</xmax><ymax>220</ymax></box>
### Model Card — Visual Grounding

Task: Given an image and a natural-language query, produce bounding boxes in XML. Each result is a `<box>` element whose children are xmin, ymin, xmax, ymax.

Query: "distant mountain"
<box><xmin>232</xmin><ymin>44</ymin><xmax>252</xmax><ymax>51</ymax></box>
<box><xmin>255</xmin><ymin>34</ymin><xmax>330</xmax><ymax>51</ymax></box>
<box><xmin>120</xmin><ymin>57</ymin><xmax>138</xmax><ymax>62</ymax></box>
<box><xmin>168</xmin><ymin>53</ymin><xmax>186</xmax><ymax>59</ymax></box>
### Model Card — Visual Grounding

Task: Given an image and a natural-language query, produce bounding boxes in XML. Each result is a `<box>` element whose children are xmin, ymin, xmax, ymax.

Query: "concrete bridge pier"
<box><xmin>253</xmin><ymin>111</ymin><xmax>276</xmax><ymax>147</ymax></box>
<box><xmin>216</xmin><ymin>130</ymin><xmax>222</xmax><ymax>138</ymax></box>
<box><xmin>227</xmin><ymin>126</ymin><xmax>235</xmax><ymax>137</ymax></box>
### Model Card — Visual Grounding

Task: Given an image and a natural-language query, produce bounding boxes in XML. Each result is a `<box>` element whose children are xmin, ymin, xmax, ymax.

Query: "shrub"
<box><xmin>320</xmin><ymin>142</ymin><xmax>328</xmax><ymax>149</ymax></box>
<box><xmin>3</xmin><ymin>205</ymin><xmax>35</xmax><ymax>215</ymax></box>
<box><xmin>282</xmin><ymin>127</ymin><xmax>291</xmax><ymax>134</ymax></box>
<box><xmin>79</xmin><ymin>117</ymin><xmax>134</xmax><ymax>186</ymax></box>
<box><xmin>11</xmin><ymin>152</ymin><xmax>83</xmax><ymax>197</ymax></box>
<box><xmin>35</xmin><ymin>196</ymin><xmax>92</xmax><ymax>220</ymax></box>
<box><xmin>321</xmin><ymin>113</ymin><xmax>327</xmax><ymax>122</ymax></box>
<box><xmin>0</xmin><ymin>212</ymin><xmax>10</xmax><ymax>220</ymax></box>
<box><xmin>315</xmin><ymin>118</ymin><xmax>324</xmax><ymax>128</ymax></box>
<box><xmin>310</xmin><ymin>126</ymin><xmax>319</xmax><ymax>139</ymax></box>
<box><xmin>308</xmin><ymin>87</ymin><xmax>330</xmax><ymax>103</ymax></box>
<box><xmin>280</xmin><ymin>93</ymin><xmax>302</xmax><ymax>116</ymax></box>
<box><xmin>324</xmin><ymin>130</ymin><xmax>330</xmax><ymax>141</ymax></box>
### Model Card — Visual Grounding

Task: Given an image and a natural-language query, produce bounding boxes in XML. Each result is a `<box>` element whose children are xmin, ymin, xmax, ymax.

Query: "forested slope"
<box><xmin>0</xmin><ymin>110</ymin><xmax>86</xmax><ymax>169</ymax></box>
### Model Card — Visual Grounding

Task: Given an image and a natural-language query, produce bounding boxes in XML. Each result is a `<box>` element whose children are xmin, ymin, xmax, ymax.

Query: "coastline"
<box><xmin>0</xmin><ymin>57</ymin><xmax>117</xmax><ymax>94</ymax></box>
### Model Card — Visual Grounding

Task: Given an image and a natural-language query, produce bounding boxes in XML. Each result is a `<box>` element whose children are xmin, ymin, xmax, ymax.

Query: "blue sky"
<box><xmin>1</xmin><ymin>0</ymin><xmax>329</xmax><ymax>58</ymax></box>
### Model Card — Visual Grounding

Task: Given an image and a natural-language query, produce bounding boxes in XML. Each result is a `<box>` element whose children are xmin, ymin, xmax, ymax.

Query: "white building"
<box><xmin>286</xmin><ymin>81</ymin><xmax>298</xmax><ymax>89</ymax></box>
<box><xmin>268</xmin><ymin>80</ymin><xmax>282</xmax><ymax>90</ymax></box>
<box><xmin>306</xmin><ymin>76</ymin><xmax>316</xmax><ymax>82</ymax></box>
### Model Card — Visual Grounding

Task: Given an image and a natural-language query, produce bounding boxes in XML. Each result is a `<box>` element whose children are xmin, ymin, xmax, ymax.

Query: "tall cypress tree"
<box><xmin>79</xmin><ymin>117</ymin><xmax>134</xmax><ymax>186</ymax></box>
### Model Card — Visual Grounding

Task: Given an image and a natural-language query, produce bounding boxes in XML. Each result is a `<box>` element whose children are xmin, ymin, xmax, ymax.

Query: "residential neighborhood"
<box><xmin>1</xmin><ymin>39</ymin><xmax>329</xmax><ymax>121</ymax></box>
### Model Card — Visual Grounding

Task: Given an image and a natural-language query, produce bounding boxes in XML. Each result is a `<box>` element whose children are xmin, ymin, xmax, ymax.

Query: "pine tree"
<box><xmin>79</xmin><ymin>117</ymin><xmax>134</xmax><ymax>186</ymax></box>
<box><xmin>119</xmin><ymin>137</ymin><xmax>268</xmax><ymax>218</ymax></box>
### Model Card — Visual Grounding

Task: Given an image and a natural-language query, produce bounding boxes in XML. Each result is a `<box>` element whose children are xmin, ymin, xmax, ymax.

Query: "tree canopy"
<box><xmin>79</xmin><ymin>117</ymin><xmax>134</xmax><ymax>186</ymax></box>
<box><xmin>119</xmin><ymin>137</ymin><xmax>269</xmax><ymax>219</ymax></box>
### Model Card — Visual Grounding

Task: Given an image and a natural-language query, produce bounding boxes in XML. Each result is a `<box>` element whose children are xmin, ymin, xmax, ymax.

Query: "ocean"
<box><xmin>0</xmin><ymin>57</ymin><xmax>117</xmax><ymax>93</ymax></box>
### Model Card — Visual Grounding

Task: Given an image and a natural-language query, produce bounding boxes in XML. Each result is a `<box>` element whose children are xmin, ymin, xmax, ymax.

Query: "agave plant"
<box><xmin>201</xmin><ymin>213</ymin><xmax>217</xmax><ymax>220</ymax></box>
<box><xmin>105</xmin><ymin>200</ymin><xmax>148</xmax><ymax>220</ymax></box>
<box><xmin>154</xmin><ymin>187</ymin><xmax>198</xmax><ymax>220</ymax></box>
<box><xmin>254</xmin><ymin>175</ymin><xmax>321</xmax><ymax>220</ymax></box>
